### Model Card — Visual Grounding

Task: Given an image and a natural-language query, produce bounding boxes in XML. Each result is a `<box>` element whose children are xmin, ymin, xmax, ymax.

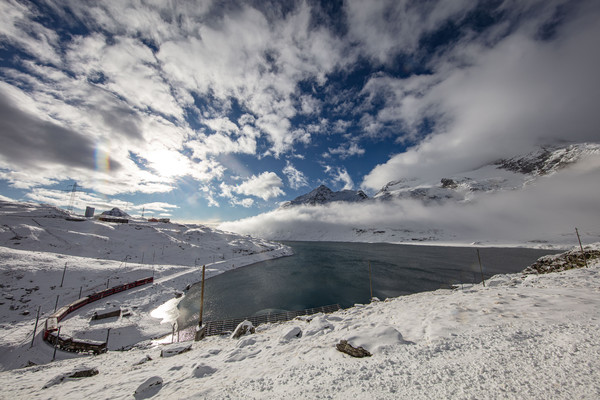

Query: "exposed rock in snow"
<box><xmin>191</xmin><ymin>363</ymin><xmax>217</xmax><ymax>378</ymax></box>
<box><xmin>100</xmin><ymin>207</ymin><xmax>131</xmax><ymax>218</ymax></box>
<box><xmin>374</xmin><ymin>142</ymin><xmax>600</xmax><ymax>204</ymax></box>
<box><xmin>281</xmin><ymin>185</ymin><xmax>368</xmax><ymax>208</ymax></box>
<box><xmin>279</xmin><ymin>326</ymin><xmax>302</xmax><ymax>342</ymax></box>
<box><xmin>336</xmin><ymin>340</ymin><xmax>371</xmax><ymax>358</ymax></box>
<box><xmin>495</xmin><ymin>143</ymin><xmax>600</xmax><ymax>176</ymax></box>
<box><xmin>42</xmin><ymin>367</ymin><xmax>99</xmax><ymax>389</ymax></box>
<box><xmin>522</xmin><ymin>244</ymin><xmax>600</xmax><ymax>274</ymax></box>
<box><xmin>160</xmin><ymin>343</ymin><xmax>192</xmax><ymax>357</ymax></box>
<box><xmin>134</xmin><ymin>376</ymin><xmax>163</xmax><ymax>399</ymax></box>
<box><xmin>231</xmin><ymin>320</ymin><xmax>255</xmax><ymax>339</ymax></box>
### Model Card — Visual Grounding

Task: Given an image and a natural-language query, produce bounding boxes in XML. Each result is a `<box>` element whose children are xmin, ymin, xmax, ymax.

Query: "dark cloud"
<box><xmin>0</xmin><ymin>91</ymin><xmax>109</xmax><ymax>171</ymax></box>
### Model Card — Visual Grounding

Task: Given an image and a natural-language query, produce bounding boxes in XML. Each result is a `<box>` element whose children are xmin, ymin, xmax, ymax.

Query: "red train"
<box><xmin>43</xmin><ymin>276</ymin><xmax>154</xmax><ymax>345</ymax></box>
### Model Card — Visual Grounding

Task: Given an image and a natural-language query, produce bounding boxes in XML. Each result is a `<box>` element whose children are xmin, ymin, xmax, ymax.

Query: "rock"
<box><xmin>441</xmin><ymin>178</ymin><xmax>458</xmax><ymax>189</ymax></box>
<box><xmin>192</xmin><ymin>363</ymin><xmax>217</xmax><ymax>378</ymax></box>
<box><xmin>160</xmin><ymin>343</ymin><xmax>192</xmax><ymax>357</ymax></box>
<box><xmin>69</xmin><ymin>368</ymin><xmax>99</xmax><ymax>378</ymax></box>
<box><xmin>280</xmin><ymin>326</ymin><xmax>302</xmax><ymax>342</ymax></box>
<box><xmin>195</xmin><ymin>324</ymin><xmax>207</xmax><ymax>341</ymax></box>
<box><xmin>43</xmin><ymin>367</ymin><xmax>99</xmax><ymax>389</ymax></box>
<box><xmin>336</xmin><ymin>340</ymin><xmax>372</xmax><ymax>358</ymax></box>
<box><xmin>134</xmin><ymin>376</ymin><xmax>163</xmax><ymax>399</ymax></box>
<box><xmin>133</xmin><ymin>355</ymin><xmax>153</xmax><ymax>366</ymax></box>
<box><xmin>231</xmin><ymin>320</ymin><xmax>255</xmax><ymax>339</ymax></box>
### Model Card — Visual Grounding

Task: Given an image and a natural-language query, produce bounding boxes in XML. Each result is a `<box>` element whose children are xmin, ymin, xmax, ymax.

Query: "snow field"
<box><xmin>1</xmin><ymin>258</ymin><xmax>599</xmax><ymax>399</ymax></box>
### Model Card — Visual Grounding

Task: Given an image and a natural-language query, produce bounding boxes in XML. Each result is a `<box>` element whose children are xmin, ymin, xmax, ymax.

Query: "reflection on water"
<box><xmin>177</xmin><ymin>241</ymin><xmax>559</xmax><ymax>328</ymax></box>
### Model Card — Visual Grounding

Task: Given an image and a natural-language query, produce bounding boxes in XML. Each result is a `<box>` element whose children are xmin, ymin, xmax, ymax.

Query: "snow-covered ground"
<box><xmin>1</xmin><ymin>246</ymin><xmax>599</xmax><ymax>399</ymax></box>
<box><xmin>1</xmin><ymin>200</ymin><xmax>599</xmax><ymax>399</ymax></box>
<box><xmin>0</xmin><ymin>201</ymin><xmax>291</xmax><ymax>371</ymax></box>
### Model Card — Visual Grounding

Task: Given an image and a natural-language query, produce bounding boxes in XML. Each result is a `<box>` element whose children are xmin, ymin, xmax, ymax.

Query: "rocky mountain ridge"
<box><xmin>281</xmin><ymin>185</ymin><xmax>368</xmax><ymax>208</ymax></box>
<box><xmin>374</xmin><ymin>142</ymin><xmax>600</xmax><ymax>204</ymax></box>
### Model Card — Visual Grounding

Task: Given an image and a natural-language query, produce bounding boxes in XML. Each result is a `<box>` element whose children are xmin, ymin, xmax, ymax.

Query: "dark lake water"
<box><xmin>176</xmin><ymin>241</ymin><xmax>559</xmax><ymax>327</ymax></box>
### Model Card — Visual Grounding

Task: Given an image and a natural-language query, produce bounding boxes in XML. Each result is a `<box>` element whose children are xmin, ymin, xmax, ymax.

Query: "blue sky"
<box><xmin>1</xmin><ymin>0</ymin><xmax>599</xmax><ymax>223</ymax></box>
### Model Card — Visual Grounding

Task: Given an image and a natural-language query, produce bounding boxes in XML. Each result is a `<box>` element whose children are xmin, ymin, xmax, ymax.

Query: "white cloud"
<box><xmin>328</xmin><ymin>142</ymin><xmax>365</xmax><ymax>159</ymax></box>
<box><xmin>22</xmin><ymin>187</ymin><xmax>153</xmax><ymax>215</ymax></box>
<box><xmin>0</xmin><ymin>194</ymin><xmax>16</xmax><ymax>202</ymax></box>
<box><xmin>131</xmin><ymin>202</ymin><xmax>179</xmax><ymax>214</ymax></box>
<box><xmin>0</xmin><ymin>0</ymin><xmax>349</xmax><ymax>199</ymax></box>
<box><xmin>200</xmin><ymin>185</ymin><xmax>220</xmax><ymax>208</ymax></box>
<box><xmin>326</xmin><ymin>166</ymin><xmax>354</xmax><ymax>190</ymax></box>
<box><xmin>234</xmin><ymin>172</ymin><xmax>285</xmax><ymax>201</ymax></box>
<box><xmin>362</xmin><ymin>0</ymin><xmax>600</xmax><ymax>190</ymax></box>
<box><xmin>344</xmin><ymin>0</ymin><xmax>474</xmax><ymax>65</ymax></box>
<box><xmin>282</xmin><ymin>161</ymin><xmax>309</xmax><ymax>190</ymax></box>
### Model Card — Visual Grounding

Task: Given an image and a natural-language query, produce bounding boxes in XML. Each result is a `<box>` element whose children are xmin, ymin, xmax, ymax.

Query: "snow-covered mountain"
<box><xmin>220</xmin><ymin>142</ymin><xmax>600</xmax><ymax>246</ymax></box>
<box><xmin>280</xmin><ymin>185</ymin><xmax>368</xmax><ymax>208</ymax></box>
<box><xmin>374</xmin><ymin>143</ymin><xmax>600</xmax><ymax>204</ymax></box>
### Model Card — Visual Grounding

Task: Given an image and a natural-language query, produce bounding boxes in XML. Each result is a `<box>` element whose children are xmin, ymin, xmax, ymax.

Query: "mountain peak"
<box><xmin>281</xmin><ymin>185</ymin><xmax>368</xmax><ymax>208</ymax></box>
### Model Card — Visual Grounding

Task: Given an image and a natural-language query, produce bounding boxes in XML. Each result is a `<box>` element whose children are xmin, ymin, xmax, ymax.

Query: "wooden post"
<box><xmin>79</xmin><ymin>286</ymin><xmax>83</xmax><ymax>299</ymax></box>
<box><xmin>60</xmin><ymin>262</ymin><xmax>67</xmax><ymax>287</ymax></box>
<box><xmin>54</xmin><ymin>295</ymin><xmax>59</xmax><ymax>312</ymax></box>
<box><xmin>52</xmin><ymin>327</ymin><xmax>61</xmax><ymax>361</ymax></box>
<box><xmin>368</xmin><ymin>261</ymin><xmax>373</xmax><ymax>301</ymax></box>
<box><xmin>575</xmin><ymin>228</ymin><xmax>589</xmax><ymax>268</ymax></box>
<box><xmin>199</xmin><ymin>265</ymin><xmax>206</xmax><ymax>327</ymax></box>
<box><xmin>105</xmin><ymin>328</ymin><xmax>111</xmax><ymax>349</ymax></box>
<box><xmin>172</xmin><ymin>323</ymin><xmax>175</xmax><ymax>343</ymax></box>
<box><xmin>106</xmin><ymin>278</ymin><xmax>110</xmax><ymax>289</ymax></box>
<box><xmin>141</xmin><ymin>252</ymin><xmax>144</xmax><ymax>264</ymax></box>
<box><xmin>477</xmin><ymin>249</ymin><xmax>486</xmax><ymax>287</ymax></box>
<box><xmin>30</xmin><ymin>306</ymin><xmax>41</xmax><ymax>348</ymax></box>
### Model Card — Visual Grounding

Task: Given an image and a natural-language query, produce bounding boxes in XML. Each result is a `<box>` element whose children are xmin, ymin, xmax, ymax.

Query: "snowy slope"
<box><xmin>1</xmin><ymin>246</ymin><xmax>599</xmax><ymax>399</ymax></box>
<box><xmin>0</xmin><ymin>200</ymin><xmax>283</xmax><ymax>266</ymax></box>
<box><xmin>0</xmin><ymin>201</ymin><xmax>292</xmax><ymax>371</ymax></box>
<box><xmin>375</xmin><ymin>143</ymin><xmax>600</xmax><ymax>203</ymax></box>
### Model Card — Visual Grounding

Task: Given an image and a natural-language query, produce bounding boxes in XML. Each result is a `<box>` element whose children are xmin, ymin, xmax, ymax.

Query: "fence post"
<box><xmin>477</xmin><ymin>249</ymin><xmax>486</xmax><ymax>287</ymax></box>
<box><xmin>54</xmin><ymin>295</ymin><xmax>59</xmax><ymax>312</ymax></box>
<box><xmin>368</xmin><ymin>261</ymin><xmax>373</xmax><ymax>301</ymax></box>
<box><xmin>30</xmin><ymin>306</ymin><xmax>41</xmax><ymax>348</ymax></box>
<box><xmin>79</xmin><ymin>286</ymin><xmax>83</xmax><ymax>299</ymax></box>
<box><xmin>199</xmin><ymin>265</ymin><xmax>206</xmax><ymax>327</ymax></box>
<box><xmin>575</xmin><ymin>228</ymin><xmax>589</xmax><ymax>268</ymax></box>
<box><xmin>60</xmin><ymin>262</ymin><xmax>67</xmax><ymax>287</ymax></box>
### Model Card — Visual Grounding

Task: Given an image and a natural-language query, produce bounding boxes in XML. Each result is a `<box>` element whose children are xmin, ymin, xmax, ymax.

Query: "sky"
<box><xmin>1</xmin><ymin>0</ymin><xmax>599</xmax><ymax>223</ymax></box>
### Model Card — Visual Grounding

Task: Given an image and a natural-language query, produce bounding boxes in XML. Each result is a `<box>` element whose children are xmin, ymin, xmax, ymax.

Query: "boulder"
<box><xmin>336</xmin><ymin>340</ymin><xmax>371</xmax><ymax>358</ymax></box>
<box><xmin>231</xmin><ymin>320</ymin><xmax>255</xmax><ymax>339</ymax></box>
<box><xmin>160</xmin><ymin>343</ymin><xmax>192</xmax><ymax>358</ymax></box>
